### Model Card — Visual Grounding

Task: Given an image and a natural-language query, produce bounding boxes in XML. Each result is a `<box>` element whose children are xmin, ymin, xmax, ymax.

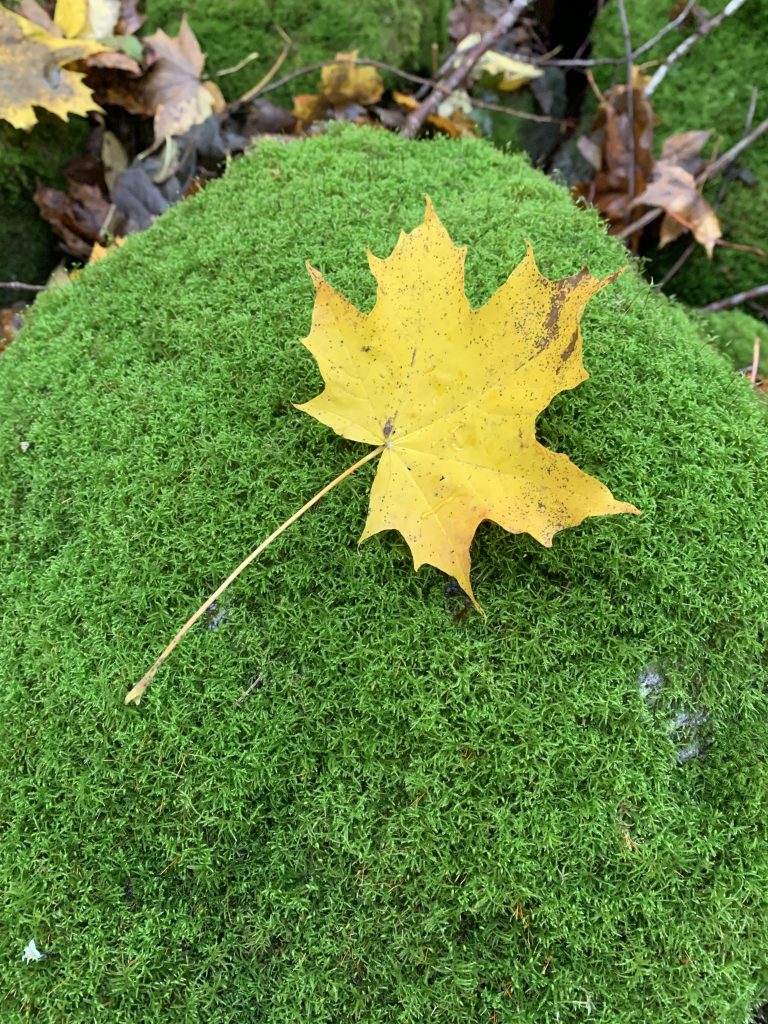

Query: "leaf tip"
<box><xmin>305</xmin><ymin>261</ymin><xmax>324</xmax><ymax>289</ymax></box>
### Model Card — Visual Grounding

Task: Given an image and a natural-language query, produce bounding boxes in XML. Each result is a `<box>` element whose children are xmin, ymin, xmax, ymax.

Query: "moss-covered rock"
<box><xmin>590</xmin><ymin>0</ymin><xmax>767</xmax><ymax>310</ymax></box>
<box><xmin>2</xmin><ymin>127</ymin><xmax>767</xmax><ymax>1022</ymax></box>
<box><xmin>143</xmin><ymin>0</ymin><xmax>449</xmax><ymax>102</ymax></box>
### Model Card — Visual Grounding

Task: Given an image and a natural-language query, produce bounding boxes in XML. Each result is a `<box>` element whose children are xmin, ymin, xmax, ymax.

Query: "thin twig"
<box><xmin>469</xmin><ymin>95</ymin><xmax>568</xmax><ymax>125</ymax></box>
<box><xmin>749</xmin><ymin>336</ymin><xmax>761</xmax><ymax>384</ymax></box>
<box><xmin>618</xmin><ymin>115</ymin><xmax>768</xmax><ymax>241</ymax></box>
<box><xmin>415</xmin><ymin>49</ymin><xmax>456</xmax><ymax>100</ymax></box>
<box><xmin>253</xmin><ymin>58</ymin><xmax>434</xmax><ymax>100</ymax></box>
<box><xmin>697</xmin><ymin>284</ymin><xmax>768</xmax><ymax>313</ymax></box>
<box><xmin>125</xmin><ymin>444</ymin><xmax>385</xmax><ymax>706</ymax></box>
<box><xmin>632</xmin><ymin>0</ymin><xmax>697</xmax><ymax>58</ymax></box>
<box><xmin>236</xmin><ymin>26</ymin><xmax>292</xmax><ymax>106</ymax></box>
<box><xmin>645</xmin><ymin>0</ymin><xmax>749</xmax><ymax>96</ymax></box>
<box><xmin>616</xmin><ymin>0</ymin><xmax>636</xmax><ymax>208</ymax></box>
<box><xmin>0</xmin><ymin>281</ymin><xmax>45</xmax><ymax>292</ymax></box>
<box><xmin>215</xmin><ymin>50</ymin><xmax>261</xmax><ymax>77</ymax></box>
<box><xmin>234</xmin><ymin>673</ymin><xmax>264</xmax><ymax>705</ymax></box>
<box><xmin>401</xmin><ymin>0</ymin><xmax>531</xmax><ymax>139</ymax></box>
<box><xmin>704</xmin><ymin>114</ymin><xmax>768</xmax><ymax>179</ymax></box>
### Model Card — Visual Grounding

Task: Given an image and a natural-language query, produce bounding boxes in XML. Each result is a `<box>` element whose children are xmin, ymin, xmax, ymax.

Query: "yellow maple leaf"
<box><xmin>0</xmin><ymin>6</ymin><xmax>108</xmax><ymax>129</ymax></box>
<box><xmin>297</xmin><ymin>199</ymin><xmax>639</xmax><ymax>606</ymax></box>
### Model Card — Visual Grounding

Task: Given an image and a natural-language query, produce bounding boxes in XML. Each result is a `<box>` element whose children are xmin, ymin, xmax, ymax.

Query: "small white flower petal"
<box><xmin>22</xmin><ymin>939</ymin><xmax>43</xmax><ymax>963</ymax></box>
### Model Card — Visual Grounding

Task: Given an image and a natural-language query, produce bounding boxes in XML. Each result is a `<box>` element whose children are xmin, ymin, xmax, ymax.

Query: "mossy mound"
<box><xmin>590</xmin><ymin>0</ymin><xmax>767</xmax><ymax>310</ymax></box>
<box><xmin>143</xmin><ymin>0</ymin><xmax>448</xmax><ymax>102</ymax></box>
<box><xmin>2</xmin><ymin>127</ymin><xmax>768</xmax><ymax>1022</ymax></box>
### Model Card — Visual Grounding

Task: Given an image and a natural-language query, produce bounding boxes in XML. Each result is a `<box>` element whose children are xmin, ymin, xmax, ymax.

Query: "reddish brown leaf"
<box><xmin>573</xmin><ymin>68</ymin><xmax>655</xmax><ymax>248</ymax></box>
<box><xmin>33</xmin><ymin>180</ymin><xmax>112</xmax><ymax>259</ymax></box>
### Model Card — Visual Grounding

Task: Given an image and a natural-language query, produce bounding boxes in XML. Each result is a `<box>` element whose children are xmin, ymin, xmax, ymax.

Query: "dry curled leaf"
<box><xmin>633</xmin><ymin>162</ymin><xmax>721</xmax><ymax>256</ymax></box>
<box><xmin>143</xmin><ymin>15</ymin><xmax>225</xmax><ymax>141</ymax></box>
<box><xmin>33</xmin><ymin>179</ymin><xmax>112</xmax><ymax>258</ymax></box>
<box><xmin>574</xmin><ymin>68</ymin><xmax>655</xmax><ymax>247</ymax></box>
<box><xmin>298</xmin><ymin>199</ymin><xmax>638</xmax><ymax>605</ymax></box>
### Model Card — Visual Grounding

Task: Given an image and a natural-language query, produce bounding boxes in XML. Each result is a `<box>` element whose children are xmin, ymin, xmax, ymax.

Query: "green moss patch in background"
<box><xmin>1</xmin><ymin>127</ymin><xmax>768</xmax><ymax>1022</ymax></box>
<box><xmin>143</xmin><ymin>0</ymin><xmax>449</xmax><ymax>102</ymax></box>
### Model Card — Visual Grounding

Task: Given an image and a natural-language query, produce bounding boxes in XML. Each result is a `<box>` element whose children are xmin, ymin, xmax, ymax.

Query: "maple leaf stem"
<box><xmin>125</xmin><ymin>444</ymin><xmax>385</xmax><ymax>706</ymax></box>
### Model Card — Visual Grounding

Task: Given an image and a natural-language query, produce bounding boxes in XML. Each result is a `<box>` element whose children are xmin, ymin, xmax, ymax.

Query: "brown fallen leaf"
<box><xmin>573</xmin><ymin>67</ymin><xmax>655</xmax><ymax>248</ymax></box>
<box><xmin>659</xmin><ymin>130</ymin><xmax>711</xmax><ymax>174</ymax></box>
<box><xmin>632</xmin><ymin>162</ymin><xmax>721</xmax><ymax>256</ymax></box>
<box><xmin>0</xmin><ymin>304</ymin><xmax>26</xmax><ymax>350</ymax></box>
<box><xmin>33</xmin><ymin>180</ymin><xmax>112</xmax><ymax>259</ymax></box>
<box><xmin>142</xmin><ymin>15</ymin><xmax>225</xmax><ymax>141</ymax></box>
<box><xmin>115</xmin><ymin>0</ymin><xmax>144</xmax><ymax>36</ymax></box>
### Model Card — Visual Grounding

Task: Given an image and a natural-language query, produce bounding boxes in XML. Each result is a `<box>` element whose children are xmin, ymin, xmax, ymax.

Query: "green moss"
<box><xmin>698</xmin><ymin>308</ymin><xmax>768</xmax><ymax>375</ymax></box>
<box><xmin>2</xmin><ymin>127</ymin><xmax>768</xmax><ymax>1022</ymax></box>
<box><xmin>143</xmin><ymin>0</ymin><xmax>449</xmax><ymax>102</ymax></box>
<box><xmin>590</xmin><ymin>0</ymin><xmax>768</xmax><ymax>309</ymax></box>
<box><xmin>0</xmin><ymin>113</ymin><xmax>88</xmax><ymax>302</ymax></box>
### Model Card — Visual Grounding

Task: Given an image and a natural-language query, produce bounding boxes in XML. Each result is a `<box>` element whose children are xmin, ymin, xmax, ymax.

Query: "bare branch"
<box><xmin>697</xmin><ymin>284</ymin><xmax>768</xmax><ymax>313</ymax></box>
<box><xmin>401</xmin><ymin>0</ymin><xmax>531</xmax><ymax>140</ymax></box>
<box><xmin>645</xmin><ymin>0</ymin><xmax>749</xmax><ymax>97</ymax></box>
<box><xmin>0</xmin><ymin>281</ymin><xmax>45</xmax><ymax>292</ymax></box>
<box><xmin>616</xmin><ymin>0</ymin><xmax>636</xmax><ymax>207</ymax></box>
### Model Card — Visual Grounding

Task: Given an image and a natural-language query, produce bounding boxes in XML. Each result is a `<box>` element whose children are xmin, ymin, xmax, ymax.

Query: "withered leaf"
<box><xmin>33</xmin><ymin>180</ymin><xmax>112</xmax><ymax>258</ymax></box>
<box><xmin>632</xmin><ymin>162</ymin><xmax>721</xmax><ymax>256</ymax></box>
<box><xmin>142</xmin><ymin>15</ymin><xmax>225</xmax><ymax>141</ymax></box>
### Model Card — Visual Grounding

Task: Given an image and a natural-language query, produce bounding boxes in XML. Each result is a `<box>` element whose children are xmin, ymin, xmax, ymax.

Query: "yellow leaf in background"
<box><xmin>320</xmin><ymin>50</ymin><xmax>384</xmax><ymax>106</ymax></box>
<box><xmin>297</xmin><ymin>199</ymin><xmax>638</xmax><ymax>605</ymax></box>
<box><xmin>455</xmin><ymin>32</ymin><xmax>542</xmax><ymax>92</ymax></box>
<box><xmin>0</xmin><ymin>6</ymin><xmax>107</xmax><ymax>129</ymax></box>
